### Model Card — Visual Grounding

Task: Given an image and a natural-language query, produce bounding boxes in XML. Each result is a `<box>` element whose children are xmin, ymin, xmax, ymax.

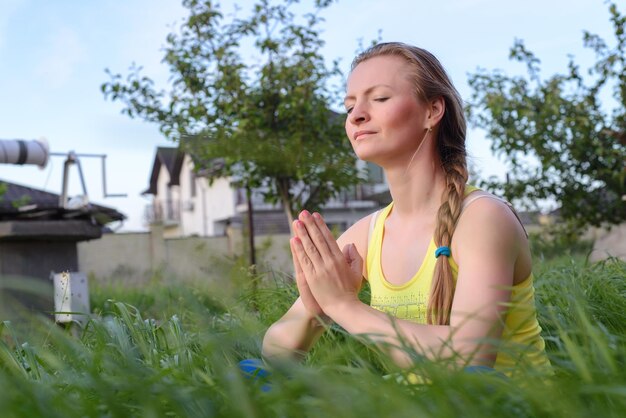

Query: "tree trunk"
<box><xmin>245</xmin><ymin>185</ymin><xmax>258</xmax><ymax>311</ymax></box>
<box><xmin>245</xmin><ymin>186</ymin><xmax>256</xmax><ymax>267</ymax></box>
<box><xmin>276</xmin><ymin>178</ymin><xmax>295</xmax><ymax>235</ymax></box>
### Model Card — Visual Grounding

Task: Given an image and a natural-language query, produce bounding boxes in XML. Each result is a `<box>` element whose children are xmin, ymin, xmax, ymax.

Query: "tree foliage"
<box><xmin>468</xmin><ymin>2</ymin><xmax>626</xmax><ymax>229</ymax></box>
<box><xmin>102</xmin><ymin>0</ymin><xmax>358</xmax><ymax>226</ymax></box>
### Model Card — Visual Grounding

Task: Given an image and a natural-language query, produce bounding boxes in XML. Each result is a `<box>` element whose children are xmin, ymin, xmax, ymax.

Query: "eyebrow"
<box><xmin>343</xmin><ymin>84</ymin><xmax>394</xmax><ymax>104</ymax></box>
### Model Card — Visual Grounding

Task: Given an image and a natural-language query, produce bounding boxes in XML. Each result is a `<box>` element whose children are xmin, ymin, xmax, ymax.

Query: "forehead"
<box><xmin>346</xmin><ymin>55</ymin><xmax>413</xmax><ymax>93</ymax></box>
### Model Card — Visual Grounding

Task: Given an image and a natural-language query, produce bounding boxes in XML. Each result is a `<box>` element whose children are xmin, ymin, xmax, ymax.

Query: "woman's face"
<box><xmin>344</xmin><ymin>55</ymin><xmax>429</xmax><ymax>165</ymax></box>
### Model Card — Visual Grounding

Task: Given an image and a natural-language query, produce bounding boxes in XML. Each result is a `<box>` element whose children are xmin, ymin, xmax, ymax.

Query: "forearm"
<box><xmin>325</xmin><ymin>300</ymin><xmax>486</xmax><ymax>368</ymax></box>
<box><xmin>262</xmin><ymin>313</ymin><xmax>328</xmax><ymax>361</ymax></box>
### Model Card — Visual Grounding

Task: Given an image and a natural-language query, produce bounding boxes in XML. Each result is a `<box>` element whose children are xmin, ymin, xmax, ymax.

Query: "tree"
<box><xmin>467</xmin><ymin>2</ymin><xmax>626</xmax><ymax>230</ymax></box>
<box><xmin>102</xmin><ymin>0</ymin><xmax>359</xmax><ymax>231</ymax></box>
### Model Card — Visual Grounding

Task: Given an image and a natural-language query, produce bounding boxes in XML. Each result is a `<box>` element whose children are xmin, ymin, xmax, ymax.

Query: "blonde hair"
<box><xmin>352</xmin><ymin>42</ymin><xmax>468</xmax><ymax>325</ymax></box>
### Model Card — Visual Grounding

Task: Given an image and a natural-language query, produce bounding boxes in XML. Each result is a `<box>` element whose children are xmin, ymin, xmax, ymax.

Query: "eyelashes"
<box><xmin>344</xmin><ymin>98</ymin><xmax>389</xmax><ymax>114</ymax></box>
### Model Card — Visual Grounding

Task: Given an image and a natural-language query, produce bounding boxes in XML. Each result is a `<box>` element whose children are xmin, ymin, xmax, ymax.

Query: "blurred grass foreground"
<box><xmin>0</xmin><ymin>241</ymin><xmax>625</xmax><ymax>418</ymax></box>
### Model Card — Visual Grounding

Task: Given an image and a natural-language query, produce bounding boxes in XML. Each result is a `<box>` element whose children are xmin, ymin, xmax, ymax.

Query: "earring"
<box><xmin>427</xmin><ymin>127</ymin><xmax>432</xmax><ymax>132</ymax></box>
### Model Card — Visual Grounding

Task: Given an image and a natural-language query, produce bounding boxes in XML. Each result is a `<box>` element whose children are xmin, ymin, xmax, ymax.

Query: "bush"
<box><xmin>529</xmin><ymin>227</ymin><xmax>594</xmax><ymax>262</ymax></box>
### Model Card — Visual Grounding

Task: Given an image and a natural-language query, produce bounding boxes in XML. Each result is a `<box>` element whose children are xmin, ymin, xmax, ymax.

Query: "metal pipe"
<box><xmin>100</xmin><ymin>154</ymin><xmax>126</xmax><ymax>198</ymax></box>
<box><xmin>3</xmin><ymin>139</ymin><xmax>127</xmax><ymax>202</ymax></box>
<box><xmin>0</xmin><ymin>138</ymin><xmax>49</xmax><ymax>167</ymax></box>
<box><xmin>60</xmin><ymin>154</ymin><xmax>73</xmax><ymax>207</ymax></box>
<box><xmin>74</xmin><ymin>154</ymin><xmax>89</xmax><ymax>199</ymax></box>
<box><xmin>52</xmin><ymin>151</ymin><xmax>127</xmax><ymax>198</ymax></box>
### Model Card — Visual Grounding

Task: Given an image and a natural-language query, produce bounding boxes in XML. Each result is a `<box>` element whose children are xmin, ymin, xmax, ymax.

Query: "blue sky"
<box><xmin>0</xmin><ymin>0</ymin><xmax>615</xmax><ymax>231</ymax></box>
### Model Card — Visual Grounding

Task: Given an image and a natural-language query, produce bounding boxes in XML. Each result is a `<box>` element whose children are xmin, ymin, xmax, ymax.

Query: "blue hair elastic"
<box><xmin>435</xmin><ymin>246</ymin><xmax>451</xmax><ymax>258</ymax></box>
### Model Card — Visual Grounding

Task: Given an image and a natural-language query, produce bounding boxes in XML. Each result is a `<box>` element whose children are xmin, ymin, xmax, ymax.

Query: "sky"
<box><xmin>0</xmin><ymin>0</ymin><xmax>616</xmax><ymax>232</ymax></box>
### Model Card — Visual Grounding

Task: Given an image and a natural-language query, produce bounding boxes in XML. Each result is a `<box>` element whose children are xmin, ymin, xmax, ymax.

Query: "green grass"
<box><xmin>1</xmin><ymin>251</ymin><xmax>625</xmax><ymax>417</ymax></box>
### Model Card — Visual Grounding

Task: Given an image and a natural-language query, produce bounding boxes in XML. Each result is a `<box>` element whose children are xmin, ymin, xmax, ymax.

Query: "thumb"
<box><xmin>343</xmin><ymin>243</ymin><xmax>363</xmax><ymax>269</ymax></box>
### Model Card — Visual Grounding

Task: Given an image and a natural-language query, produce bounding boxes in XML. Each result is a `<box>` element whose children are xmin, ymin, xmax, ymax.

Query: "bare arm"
<box><xmin>261</xmin><ymin>296</ymin><xmax>328</xmax><ymax>361</ymax></box>
<box><xmin>261</xmin><ymin>213</ymin><xmax>371</xmax><ymax>360</ymax></box>
<box><xmin>292</xmin><ymin>200</ymin><xmax>524</xmax><ymax>368</ymax></box>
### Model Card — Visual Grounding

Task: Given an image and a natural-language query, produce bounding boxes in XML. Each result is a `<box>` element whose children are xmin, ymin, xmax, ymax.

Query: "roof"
<box><xmin>143</xmin><ymin>147</ymin><xmax>186</xmax><ymax>195</ymax></box>
<box><xmin>0</xmin><ymin>179</ymin><xmax>125</xmax><ymax>225</ymax></box>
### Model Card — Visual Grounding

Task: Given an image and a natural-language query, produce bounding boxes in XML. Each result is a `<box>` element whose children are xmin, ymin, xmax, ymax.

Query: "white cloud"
<box><xmin>35</xmin><ymin>26</ymin><xmax>86</xmax><ymax>88</ymax></box>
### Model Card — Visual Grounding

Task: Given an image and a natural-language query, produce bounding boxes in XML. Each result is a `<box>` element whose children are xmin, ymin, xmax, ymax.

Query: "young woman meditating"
<box><xmin>261</xmin><ymin>42</ymin><xmax>551</xmax><ymax>378</ymax></box>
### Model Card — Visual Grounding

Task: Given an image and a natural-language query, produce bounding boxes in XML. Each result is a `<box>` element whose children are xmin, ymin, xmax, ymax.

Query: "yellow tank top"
<box><xmin>366</xmin><ymin>187</ymin><xmax>552</xmax><ymax>377</ymax></box>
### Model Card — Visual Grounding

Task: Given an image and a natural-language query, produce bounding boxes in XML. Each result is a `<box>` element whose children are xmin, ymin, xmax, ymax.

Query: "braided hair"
<box><xmin>352</xmin><ymin>43</ymin><xmax>468</xmax><ymax>325</ymax></box>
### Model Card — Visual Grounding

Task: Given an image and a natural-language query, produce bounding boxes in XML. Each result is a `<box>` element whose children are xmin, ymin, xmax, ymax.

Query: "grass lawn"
<box><xmin>1</xmin><ymin>246</ymin><xmax>625</xmax><ymax>417</ymax></box>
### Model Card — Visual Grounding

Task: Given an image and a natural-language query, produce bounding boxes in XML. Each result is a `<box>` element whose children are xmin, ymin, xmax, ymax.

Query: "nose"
<box><xmin>347</xmin><ymin>102</ymin><xmax>370</xmax><ymax>125</ymax></box>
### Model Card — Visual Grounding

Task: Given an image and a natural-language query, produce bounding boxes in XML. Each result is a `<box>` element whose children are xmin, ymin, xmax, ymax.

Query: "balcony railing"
<box><xmin>144</xmin><ymin>199</ymin><xmax>181</xmax><ymax>225</ymax></box>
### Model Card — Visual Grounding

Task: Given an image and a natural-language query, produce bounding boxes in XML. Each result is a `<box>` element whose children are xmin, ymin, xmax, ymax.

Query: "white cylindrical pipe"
<box><xmin>0</xmin><ymin>138</ymin><xmax>49</xmax><ymax>168</ymax></box>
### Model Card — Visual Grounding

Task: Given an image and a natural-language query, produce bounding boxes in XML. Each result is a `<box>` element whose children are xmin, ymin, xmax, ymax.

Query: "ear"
<box><xmin>426</xmin><ymin>96</ymin><xmax>445</xmax><ymax>127</ymax></box>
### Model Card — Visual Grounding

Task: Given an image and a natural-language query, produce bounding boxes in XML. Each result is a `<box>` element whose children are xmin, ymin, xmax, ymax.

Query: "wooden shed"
<box><xmin>0</xmin><ymin>179</ymin><xmax>124</xmax><ymax>315</ymax></box>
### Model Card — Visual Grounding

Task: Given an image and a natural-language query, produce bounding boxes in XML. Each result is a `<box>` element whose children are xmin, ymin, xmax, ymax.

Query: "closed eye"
<box><xmin>374</xmin><ymin>97</ymin><xmax>389</xmax><ymax>102</ymax></box>
<box><xmin>345</xmin><ymin>106</ymin><xmax>354</xmax><ymax>114</ymax></box>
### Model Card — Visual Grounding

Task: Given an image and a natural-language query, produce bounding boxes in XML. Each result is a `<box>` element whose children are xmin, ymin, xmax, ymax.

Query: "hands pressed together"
<box><xmin>289</xmin><ymin>210</ymin><xmax>364</xmax><ymax>320</ymax></box>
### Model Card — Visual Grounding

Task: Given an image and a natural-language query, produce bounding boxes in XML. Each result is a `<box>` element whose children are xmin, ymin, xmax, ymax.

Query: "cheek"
<box><xmin>384</xmin><ymin>100</ymin><xmax>422</xmax><ymax>134</ymax></box>
<box><xmin>345</xmin><ymin>119</ymin><xmax>354</xmax><ymax>141</ymax></box>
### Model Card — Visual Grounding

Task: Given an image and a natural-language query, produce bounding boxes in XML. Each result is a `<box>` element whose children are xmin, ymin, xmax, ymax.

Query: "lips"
<box><xmin>353</xmin><ymin>130</ymin><xmax>376</xmax><ymax>141</ymax></box>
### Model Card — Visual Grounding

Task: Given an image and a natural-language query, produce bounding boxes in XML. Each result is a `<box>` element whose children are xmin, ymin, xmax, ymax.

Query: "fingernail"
<box><xmin>313</xmin><ymin>212</ymin><xmax>321</xmax><ymax>220</ymax></box>
<box><xmin>295</xmin><ymin>220</ymin><xmax>304</xmax><ymax>229</ymax></box>
<box><xmin>301</xmin><ymin>210</ymin><xmax>310</xmax><ymax>218</ymax></box>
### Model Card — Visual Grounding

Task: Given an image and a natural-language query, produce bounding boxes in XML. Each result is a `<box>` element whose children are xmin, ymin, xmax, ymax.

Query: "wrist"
<box><xmin>309</xmin><ymin>312</ymin><xmax>332</xmax><ymax>327</ymax></box>
<box><xmin>323</xmin><ymin>297</ymin><xmax>361</xmax><ymax>323</ymax></box>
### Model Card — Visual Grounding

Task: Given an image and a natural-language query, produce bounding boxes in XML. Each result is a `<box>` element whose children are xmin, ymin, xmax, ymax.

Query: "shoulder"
<box><xmin>453</xmin><ymin>192</ymin><xmax>526</xmax><ymax>264</ymax></box>
<box><xmin>336</xmin><ymin>211</ymin><xmax>376</xmax><ymax>253</ymax></box>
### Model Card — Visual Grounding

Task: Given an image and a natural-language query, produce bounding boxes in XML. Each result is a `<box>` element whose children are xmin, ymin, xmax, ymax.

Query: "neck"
<box><xmin>383</xmin><ymin>142</ymin><xmax>448</xmax><ymax>219</ymax></box>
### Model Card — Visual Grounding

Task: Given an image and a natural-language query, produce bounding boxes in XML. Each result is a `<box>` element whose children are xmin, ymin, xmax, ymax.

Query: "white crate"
<box><xmin>51</xmin><ymin>271</ymin><xmax>90</xmax><ymax>326</ymax></box>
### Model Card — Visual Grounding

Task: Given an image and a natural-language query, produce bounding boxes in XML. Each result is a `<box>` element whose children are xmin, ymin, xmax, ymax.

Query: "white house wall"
<box><xmin>198</xmin><ymin>176</ymin><xmax>237</xmax><ymax>236</ymax></box>
<box><xmin>178</xmin><ymin>155</ymin><xmax>237</xmax><ymax>237</ymax></box>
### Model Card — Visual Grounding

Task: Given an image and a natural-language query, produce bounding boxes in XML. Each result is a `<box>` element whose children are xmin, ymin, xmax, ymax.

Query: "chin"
<box><xmin>351</xmin><ymin>141</ymin><xmax>372</xmax><ymax>159</ymax></box>
<box><xmin>353</xmin><ymin>149</ymin><xmax>375</xmax><ymax>162</ymax></box>
<box><xmin>352</xmin><ymin>143</ymin><xmax>384</xmax><ymax>164</ymax></box>
<box><xmin>356</xmin><ymin>153</ymin><xmax>384</xmax><ymax>167</ymax></box>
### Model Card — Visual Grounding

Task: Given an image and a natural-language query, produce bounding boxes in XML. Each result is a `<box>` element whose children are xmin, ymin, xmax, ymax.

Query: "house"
<box><xmin>142</xmin><ymin>147</ymin><xmax>389</xmax><ymax>238</ymax></box>
<box><xmin>142</xmin><ymin>147</ymin><xmax>236</xmax><ymax>238</ymax></box>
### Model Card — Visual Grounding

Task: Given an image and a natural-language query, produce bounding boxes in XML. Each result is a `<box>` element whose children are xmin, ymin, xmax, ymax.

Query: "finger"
<box><xmin>343</xmin><ymin>243</ymin><xmax>364</xmax><ymax>273</ymax></box>
<box><xmin>298</xmin><ymin>211</ymin><xmax>333</xmax><ymax>258</ymax></box>
<box><xmin>290</xmin><ymin>238</ymin><xmax>305</xmax><ymax>281</ymax></box>
<box><xmin>291</xmin><ymin>247</ymin><xmax>309</xmax><ymax>293</ymax></box>
<box><xmin>311</xmin><ymin>212</ymin><xmax>344</xmax><ymax>257</ymax></box>
<box><xmin>290</xmin><ymin>238</ymin><xmax>315</xmax><ymax>304</ymax></box>
<box><xmin>290</xmin><ymin>235</ymin><xmax>317</xmax><ymax>275</ymax></box>
<box><xmin>291</xmin><ymin>238</ymin><xmax>319</xmax><ymax>300</ymax></box>
<box><xmin>342</xmin><ymin>243</ymin><xmax>355</xmax><ymax>264</ymax></box>
<box><xmin>293</xmin><ymin>219</ymin><xmax>325</xmax><ymax>265</ymax></box>
<box><xmin>292</xmin><ymin>254</ymin><xmax>324</xmax><ymax>314</ymax></box>
<box><xmin>343</xmin><ymin>243</ymin><xmax>362</xmax><ymax>263</ymax></box>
